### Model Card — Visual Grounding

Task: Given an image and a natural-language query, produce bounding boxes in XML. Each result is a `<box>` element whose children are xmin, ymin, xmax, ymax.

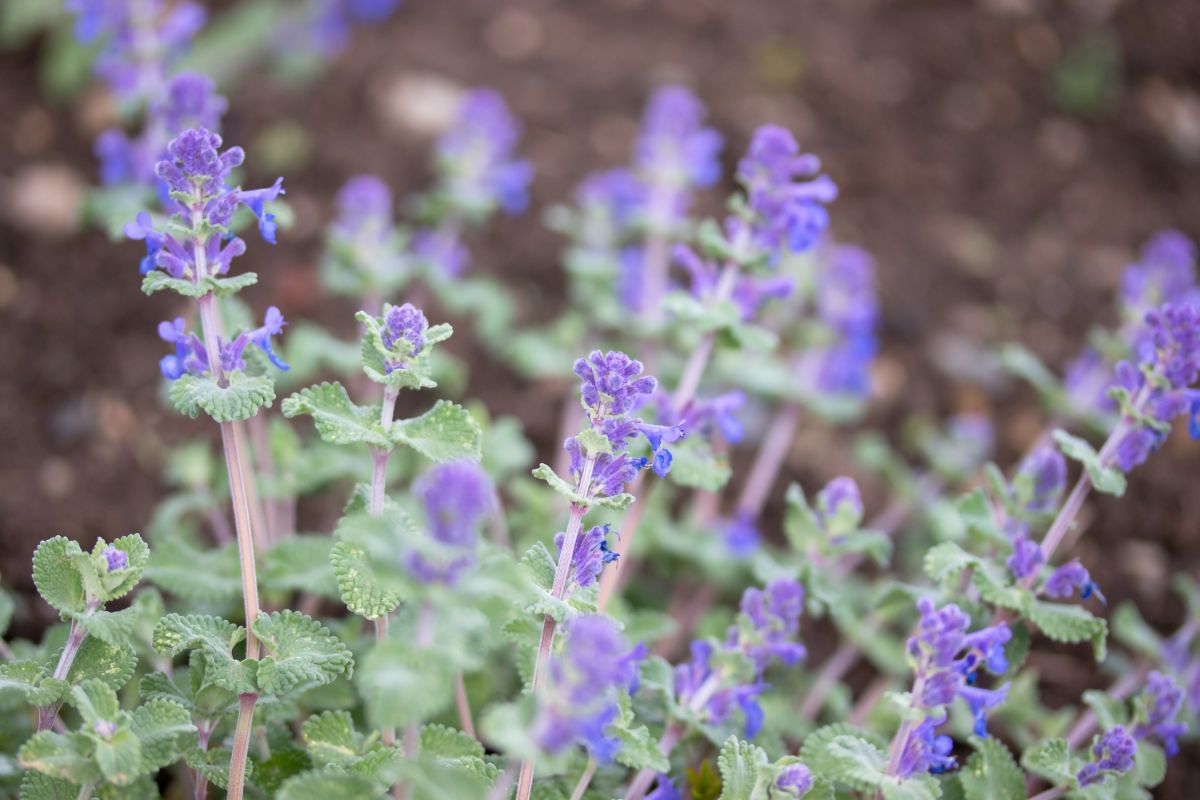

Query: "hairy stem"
<box><xmin>375</xmin><ymin>616</ymin><xmax>395</xmax><ymax>748</ymax></box>
<box><xmin>192</xmin><ymin>721</ymin><xmax>212</xmax><ymax>800</ymax></box>
<box><xmin>37</xmin><ymin>603</ymin><xmax>96</xmax><ymax>731</ymax></box>
<box><xmin>454</xmin><ymin>673</ymin><xmax>477</xmax><ymax>739</ymax></box>
<box><xmin>76</xmin><ymin>782</ymin><xmax>95</xmax><ymax>800</ymax></box>
<box><xmin>227</xmin><ymin>693</ymin><xmax>258</xmax><ymax>800</ymax></box>
<box><xmin>569</xmin><ymin>759</ymin><xmax>599</xmax><ymax>800</ymax></box>
<box><xmin>515</xmin><ymin>453</ymin><xmax>598</xmax><ymax>800</ymax></box>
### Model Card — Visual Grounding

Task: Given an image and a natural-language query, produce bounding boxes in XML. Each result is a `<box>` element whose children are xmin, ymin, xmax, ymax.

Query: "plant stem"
<box><xmin>1027</xmin><ymin>786</ymin><xmax>1067</xmax><ymax>800</ymax></box>
<box><xmin>37</xmin><ymin>603</ymin><xmax>96</xmax><ymax>731</ymax></box>
<box><xmin>569</xmin><ymin>759</ymin><xmax>599</xmax><ymax>800</ymax></box>
<box><xmin>515</xmin><ymin>453</ymin><xmax>598</xmax><ymax>800</ymax></box>
<box><xmin>735</xmin><ymin>401</ymin><xmax>802</xmax><ymax>518</ymax></box>
<box><xmin>76</xmin><ymin>782</ymin><xmax>95</xmax><ymax>800</ymax></box>
<box><xmin>192</xmin><ymin>721</ymin><xmax>212</xmax><ymax>800</ymax></box>
<box><xmin>454</xmin><ymin>673</ymin><xmax>477</xmax><ymax>739</ymax></box>
<box><xmin>799</xmin><ymin>634</ymin><xmax>868</xmax><ymax>721</ymax></box>
<box><xmin>883</xmin><ymin>673</ymin><xmax>926</xmax><ymax>778</ymax></box>
<box><xmin>372</xmin><ymin>385</ymin><xmax>400</xmax><ymax>748</ymax></box>
<box><xmin>227</xmin><ymin>693</ymin><xmax>258</xmax><ymax>800</ymax></box>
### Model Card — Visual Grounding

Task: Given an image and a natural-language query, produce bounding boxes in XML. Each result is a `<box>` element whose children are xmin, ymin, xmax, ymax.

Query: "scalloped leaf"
<box><xmin>1027</xmin><ymin>600</ymin><xmax>1107</xmax><ymax>661</ymax></box>
<box><xmin>281</xmin><ymin>382</ymin><xmax>390</xmax><ymax>448</ymax></box>
<box><xmin>357</xmin><ymin>639</ymin><xmax>453</xmax><ymax>730</ymax></box>
<box><xmin>421</xmin><ymin>723</ymin><xmax>485</xmax><ymax>760</ymax></box>
<box><xmin>329</xmin><ymin>507</ymin><xmax>420</xmax><ymax>620</ymax></box>
<box><xmin>1020</xmin><ymin>738</ymin><xmax>1074</xmax><ymax>787</ymax></box>
<box><xmin>18</xmin><ymin>731</ymin><xmax>102</xmax><ymax>785</ymax></box>
<box><xmin>131</xmin><ymin>699</ymin><xmax>196</xmax><ymax>772</ymax></box>
<box><xmin>185</xmin><ymin>746</ymin><xmax>247</xmax><ymax>790</ymax></box>
<box><xmin>959</xmin><ymin>737</ymin><xmax>1023</xmax><ymax>800</ymax></box>
<box><xmin>251</xmin><ymin>611</ymin><xmax>354</xmax><ymax>695</ymax></box>
<box><xmin>302</xmin><ymin>710</ymin><xmax>369</xmax><ymax>767</ymax></box>
<box><xmin>1053</xmin><ymin>430</ymin><xmax>1126</xmax><ymax>497</ymax></box>
<box><xmin>923</xmin><ymin>542</ymin><xmax>982</xmax><ymax>584</ymax></box>
<box><xmin>717</xmin><ymin>735</ymin><xmax>769</xmax><ymax>800</ymax></box>
<box><xmin>800</xmin><ymin>724</ymin><xmax>889</xmax><ymax>787</ymax></box>
<box><xmin>141</xmin><ymin>271</ymin><xmax>258</xmax><ymax>298</ymax></box>
<box><xmin>152</xmin><ymin>614</ymin><xmax>255</xmax><ymax>694</ymax></box>
<box><xmin>144</xmin><ymin>534</ymin><xmax>242</xmax><ymax>604</ymax></box>
<box><xmin>170</xmin><ymin>373</ymin><xmax>276</xmax><ymax>422</ymax></box>
<box><xmin>276</xmin><ymin>771</ymin><xmax>383</xmax><ymax>800</ymax></box>
<box><xmin>0</xmin><ymin>660</ymin><xmax>69</xmax><ymax>706</ymax></box>
<box><xmin>33</xmin><ymin>537</ymin><xmax>87</xmax><ymax>615</ymax></box>
<box><xmin>66</xmin><ymin>639</ymin><xmax>138</xmax><ymax>692</ymax></box>
<box><xmin>65</xmin><ymin>607</ymin><xmax>138</xmax><ymax>647</ymax></box>
<box><xmin>260</xmin><ymin>535</ymin><xmax>339</xmax><ymax>599</ymax></box>
<box><xmin>390</xmin><ymin>399</ymin><xmax>482</xmax><ymax>462</ymax></box>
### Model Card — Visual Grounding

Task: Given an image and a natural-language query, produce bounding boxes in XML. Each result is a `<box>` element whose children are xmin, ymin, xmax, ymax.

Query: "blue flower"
<box><xmin>236</xmin><ymin>177</ymin><xmax>286</xmax><ymax>244</ymax></box>
<box><xmin>102</xmin><ymin>546</ymin><xmax>127</xmax><ymax>573</ymax></box>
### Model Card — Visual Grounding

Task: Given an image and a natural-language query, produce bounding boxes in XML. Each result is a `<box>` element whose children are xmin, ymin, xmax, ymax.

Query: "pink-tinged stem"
<box><xmin>454</xmin><ymin>673</ymin><xmax>477</xmax><ymax>740</ymax></box>
<box><xmin>192</xmin><ymin>721</ymin><xmax>213</xmax><ymax>800</ymax></box>
<box><xmin>372</xmin><ymin>385</ymin><xmax>400</xmax><ymax>749</ymax></box>
<box><xmin>848</xmin><ymin>674</ymin><xmax>891</xmax><ymax>726</ymax></box>
<box><xmin>735</xmin><ymin>401</ymin><xmax>802</xmax><ymax>518</ymax></box>
<box><xmin>569</xmin><ymin>759</ymin><xmax>599</xmax><ymax>800</ymax></box>
<box><xmin>799</xmin><ymin>635</ymin><xmax>866</xmax><ymax>721</ymax></box>
<box><xmin>37</xmin><ymin>601</ymin><xmax>97</xmax><ymax>731</ymax></box>
<box><xmin>226</xmin><ymin>694</ymin><xmax>258</xmax><ymax>800</ymax></box>
<box><xmin>515</xmin><ymin>453</ymin><xmax>598</xmax><ymax>800</ymax></box>
<box><xmin>247</xmin><ymin>413</ymin><xmax>281</xmax><ymax>546</ymax></box>
<box><xmin>1027</xmin><ymin>787</ymin><xmax>1067</xmax><ymax>800</ymax></box>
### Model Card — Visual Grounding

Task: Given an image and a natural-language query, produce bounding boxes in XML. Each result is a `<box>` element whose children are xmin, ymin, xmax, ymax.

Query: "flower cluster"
<box><xmin>157</xmin><ymin>308</ymin><xmax>289</xmax><ymax>381</ymax></box>
<box><xmin>565</xmin><ymin>350</ymin><xmax>682</xmax><ymax>486</ymax></box>
<box><xmin>809</xmin><ymin>243</ymin><xmax>879</xmax><ymax>398</ymax></box>
<box><xmin>407</xmin><ymin>460</ymin><xmax>495</xmax><ymax>584</ymax></box>
<box><xmin>1076</xmin><ymin>727</ymin><xmax>1137</xmax><ymax>787</ymax></box>
<box><xmin>1133</xmin><ymin>671</ymin><xmax>1188</xmax><ymax>756</ymax></box>
<box><xmin>533</xmin><ymin>616</ymin><xmax>645</xmax><ymax>761</ymax></box>
<box><xmin>323</xmin><ymin>175</ymin><xmax>406</xmax><ymax>295</ymax></box>
<box><xmin>378</xmin><ymin>303</ymin><xmax>428</xmax><ymax>372</ymax></box>
<box><xmin>434</xmin><ymin>89</ymin><xmax>532</xmax><ymax>217</ymax></box>
<box><xmin>102</xmin><ymin>546</ymin><xmax>128</xmax><ymax>573</ymax></box>
<box><xmin>732</xmin><ymin>125</ymin><xmax>838</xmax><ymax>258</ymax></box>
<box><xmin>674</xmin><ymin>580</ymin><xmax>806</xmax><ymax>738</ymax></box>
<box><xmin>1112</xmin><ymin>303</ymin><xmax>1200</xmax><ymax>470</ymax></box>
<box><xmin>893</xmin><ymin>599</ymin><xmax>1011</xmax><ymax>777</ymax></box>
<box><xmin>555</xmin><ymin>525</ymin><xmax>619</xmax><ymax>591</ymax></box>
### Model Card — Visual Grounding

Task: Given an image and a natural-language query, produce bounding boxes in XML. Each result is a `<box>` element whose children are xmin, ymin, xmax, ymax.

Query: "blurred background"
<box><xmin>0</xmin><ymin>0</ymin><xmax>1199</xmax><ymax>784</ymax></box>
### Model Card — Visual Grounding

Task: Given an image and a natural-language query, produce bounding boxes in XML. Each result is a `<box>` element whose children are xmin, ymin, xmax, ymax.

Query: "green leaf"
<box><xmin>531</xmin><ymin>463</ymin><xmax>586</xmax><ymax>506</ymax></box>
<box><xmin>94</xmin><ymin>726</ymin><xmax>142</xmax><ymax>785</ymax></box>
<box><xmin>1027</xmin><ymin>600</ymin><xmax>1107</xmax><ymax>661</ymax></box>
<box><xmin>421</xmin><ymin>723</ymin><xmax>485</xmax><ymax>760</ymax></box>
<box><xmin>0</xmin><ymin>660</ymin><xmax>68</xmax><ymax>705</ymax></box>
<box><xmin>66</xmin><ymin>639</ymin><xmax>138</xmax><ymax>692</ymax></box>
<box><xmin>330</xmin><ymin>506</ymin><xmax>420</xmax><ymax>620</ymax></box>
<box><xmin>68</xmin><ymin>680</ymin><xmax>120</xmax><ymax>728</ymax></box>
<box><xmin>281</xmin><ymin>382</ymin><xmax>390</xmax><ymax>448</ymax></box>
<box><xmin>251</xmin><ymin>611</ymin><xmax>354</xmax><ymax>695</ymax></box>
<box><xmin>302</xmin><ymin>710</ymin><xmax>368</xmax><ymax>767</ymax></box>
<box><xmin>959</xmin><ymin>737</ymin><xmax>1024</xmax><ymax>800</ymax></box>
<box><xmin>390</xmin><ymin>400</ymin><xmax>483</xmax><ymax>463</ymax></box>
<box><xmin>170</xmin><ymin>373</ymin><xmax>276</xmax><ymax>423</ymax></box>
<box><xmin>145</xmin><ymin>534</ymin><xmax>242</xmax><ymax>604</ymax></box>
<box><xmin>33</xmin><ymin>537</ymin><xmax>87</xmax><ymax>615</ymax></box>
<box><xmin>65</xmin><ymin>608</ymin><xmax>138</xmax><ymax>647</ymax></box>
<box><xmin>19</xmin><ymin>773</ymin><xmax>85</xmax><ymax>800</ymax></box>
<box><xmin>130</xmin><ymin>699</ymin><xmax>196</xmax><ymax>773</ymax></box>
<box><xmin>668</xmin><ymin>436</ymin><xmax>732</xmax><ymax>491</ymax></box>
<box><xmin>575</xmin><ymin>427</ymin><xmax>612</xmax><ymax>457</ymax></box>
<box><xmin>716</xmin><ymin>736</ymin><xmax>768</xmax><ymax>800</ymax></box>
<box><xmin>141</xmin><ymin>271</ymin><xmax>258</xmax><ymax>298</ymax></box>
<box><xmin>1053</xmin><ymin>430</ymin><xmax>1126</xmax><ymax>497</ymax></box>
<box><xmin>357</xmin><ymin>639</ymin><xmax>453</xmax><ymax>730</ymax></box>
<box><xmin>152</xmin><ymin>614</ymin><xmax>255</xmax><ymax>694</ymax></box>
<box><xmin>1021</xmin><ymin>738</ymin><xmax>1074</xmax><ymax>786</ymax></box>
<box><xmin>19</xmin><ymin>731</ymin><xmax>101</xmax><ymax>785</ymax></box>
<box><xmin>277</xmin><ymin>771</ymin><xmax>384</xmax><ymax>800</ymax></box>
<box><xmin>91</xmin><ymin>534</ymin><xmax>150</xmax><ymax>602</ymax></box>
<box><xmin>800</xmin><ymin>724</ymin><xmax>888</xmax><ymax>784</ymax></box>
<box><xmin>261</xmin><ymin>536</ymin><xmax>339</xmax><ymax>599</ymax></box>
<box><xmin>923</xmin><ymin>542</ymin><xmax>982</xmax><ymax>583</ymax></box>
<box><xmin>185</xmin><ymin>746</ymin><xmax>251</xmax><ymax>790</ymax></box>
<box><xmin>610</xmin><ymin>696</ymin><xmax>669</xmax><ymax>773</ymax></box>
<box><xmin>1133</xmin><ymin>741</ymin><xmax>1166</xmax><ymax>788</ymax></box>
<box><xmin>880</xmin><ymin>774</ymin><xmax>941</xmax><ymax>800</ymax></box>
<box><xmin>1110</xmin><ymin>603</ymin><xmax>1162</xmax><ymax>660</ymax></box>
<box><xmin>824</xmin><ymin>734</ymin><xmax>888</xmax><ymax>791</ymax></box>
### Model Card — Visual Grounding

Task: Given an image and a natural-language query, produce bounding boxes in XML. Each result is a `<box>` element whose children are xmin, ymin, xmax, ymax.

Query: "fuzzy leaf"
<box><xmin>1021</xmin><ymin>738</ymin><xmax>1074</xmax><ymax>786</ymax></box>
<box><xmin>251</xmin><ymin>611</ymin><xmax>354</xmax><ymax>695</ymax></box>
<box><xmin>152</xmin><ymin>614</ymin><xmax>255</xmax><ymax>694</ymax></box>
<box><xmin>261</xmin><ymin>535</ymin><xmax>339</xmax><ymax>599</ymax></box>
<box><xmin>716</xmin><ymin>736</ymin><xmax>769</xmax><ymax>800</ymax></box>
<box><xmin>357</xmin><ymin>639</ymin><xmax>453</xmax><ymax>730</ymax></box>
<box><xmin>1027</xmin><ymin>600</ymin><xmax>1107</xmax><ymax>661</ymax></box>
<box><xmin>145</xmin><ymin>535</ymin><xmax>242</xmax><ymax>603</ymax></box>
<box><xmin>185</xmin><ymin>746</ymin><xmax>250</xmax><ymax>790</ymax></box>
<box><xmin>531</xmin><ymin>463</ymin><xmax>585</xmax><ymax>505</ymax></box>
<box><xmin>880</xmin><ymin>774</ymin><xmax>941</xmax><ymax>800</ymax></box>
<box><xmin>959</xmin><ymin>737</ymin><xmax>1023</xmax><ymax>800</ymax></box>
<box><xmin>799</xmin><ymin>725</ymin><xmax>889</xmax><ymax>790</ymax></box>
<box><xmin>0</xmin><ymin>660</ymin><xmax>69</xmax><ymax>706</ymax></box>
<box><xmin>18</xmin><ymin>731</ymin><xmax>101</xmax><ymax>785</ymax></box>
<box><xmin>1053</xmin><ymin>430</ymin><xmax>1126</xmax><ymax>497</ymax></box>
<box><xmin>130</xmin><ymin>699</ymin><xmax>196</xmax><ymax>772</ymax></box>
<box><xmin>1110</xmin><ymin>603</ymin><xmax>1162</xmax><ymax>660</ymax></box>
<box><xmin>141</xmin><ymin>271</ymin><xmax>258</xmax><ymax>298</ymax></box>
<box><xmin>668</xmin><ymin>436</ymin><xmax>732</xmax><ymax>491</ymax></box>
<box><xmin>281</xmin><ymin>382</ymin><xmax>390</xmax><ymax>448</ymax></box>
<box><xmin>68</xmin><ymin>679</ymin><xmax>119</xmax><ymax>727</ymax></box>
<box><xmin>824</xmin><ymin>735</ymin><xmax>888</xmax><ymax>790</ymax></box>
<box><xmin>170</xmin><ymin>373</ymin><xmax>275</xmax><ymax>423</ymax></box>
<box><xmin>390</xmin><ymin>400</ymin><xmax>483</xmax><ymax>462</ymax></box>
<box><xmin>330</xmin><ymin>507</ymin><xmax>419</xmax><ymax>620</ymax></box>
<box><xmin>302</xmin><ymin>710</ymin><xmax>366</xmax><ymax>767</ymax></box>
<box><xmin>421</xmin><ymin>723</ymin><xmax>485</xmax><ymax>760</ymax></box>
<box><xmin>66</xmin><ymin>639</ymin><xmax>138</xmax><ymax>692</ymax></box>
<box><xmin>19</xmin><ymin>773</ymin><xmax>85</xmax><ymax>800</ymax></box>
<box><xmin>276</xmin><ymin>771</ymin><xmax>383</xmax><ymax>800</ymax></box>
<box><xmin>1081</xmin><ymin>690</ymin><xmax>1129</xmax><ymax>731</ymax></box>
<box><xmin>33</xmin><ymin>537</ymin><xmax>87</xmax><ymax>615</ymax></box>
<box><xmin>94</xmin><ymin>726</ymin><xmax>142</xmax><ymax>785</ymax></box>
<box><xmin>923</xmin><ymin>542</ymin><xmax>982</xmax><ymax>583</ymax></box>
<box><xmin>65</xmin><ymin>607</ymin><xmax>138</xmax><ymax>647</ymax></box>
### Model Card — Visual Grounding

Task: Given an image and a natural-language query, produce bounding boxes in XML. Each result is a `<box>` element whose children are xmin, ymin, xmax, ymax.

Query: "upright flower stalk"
<box><xmin>129</xmin><ymin>127</ymin><xmax>287</xmax><ymax>800</ymax></box>
<box><xmin>516</xmin><ymin>351</ymin><xmax>670</xmax><ymax>800</ymax></box>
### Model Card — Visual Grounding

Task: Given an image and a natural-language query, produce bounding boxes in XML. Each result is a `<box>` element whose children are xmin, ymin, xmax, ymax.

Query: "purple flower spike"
<box><xmin>102</xmin><ymin>546</ymin><xmax>128</xmax><ymax>572</ymax></box>
<box><xmin>1134</xmin><ymin>671</ymin><xmax>1188</xmax><ymax>756</ymax></box>
<box><xmin>555</xmin><ymin>524</ymin><xmax>619</xmax><ymax>590</ymax></box>
<box><xmin>775</xmin><ymin>763</ymin><xmax>814</xmax><ymax>797</ymax></box>
<box><xmin>1015</xmin><ymin>445</ymin><xmax>1067</xmax><ymax>513</ymax></box>
<box><xmin>407</xmin><ymin>460</ymin><xmax>492</xmax><ymax>585</ymax></box>
<box><xmin>636</xmin><ymin>86</ymin><xmax>724</xmax><ymax>192</ymax></box>
<box><xmin>816</xmin><ymin>477</ymin><xmax>863</xmax><ymax>525</ymax></box>
<box><xmin>896</xmin><ymin>712</ymin><xmax>956</xmax><ymax>778</ymax></box>
<box><xmin>157</xmin><ymin>318</ymin><xmax>208</xmax><ymax>380</ymax></box>
<box><xmin>534</xmin><ymin>616</ymin><xmax>644</xmax><ymax>762</ymax></box>
<box><xmin>380</xmin><ymin>303</ymin><xmax>428</xmax><ymax>372</ymax></box>
<box><xmin>1006</xmin><ymin>535</ymin><xmax>1045</xmax><ymax>581</ymax></box>
<box><xmin>574</xmin><ymin>350</ymin><xmax>657</xmax><ymax>421</ymax></box>
<box><xmin>1077</xmin><ymin>726</ymin><xmax>1137</xmax><ymax>786</ymax></box>
<box><xmin>437</xmin><ymin>89</ymin><xmax>532</xmax><ymax>215</ymax></box>
<box><xmin>729</xmin><ymin>579</ymin><xmax>807</xmax><ymax>671</ymax></box>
